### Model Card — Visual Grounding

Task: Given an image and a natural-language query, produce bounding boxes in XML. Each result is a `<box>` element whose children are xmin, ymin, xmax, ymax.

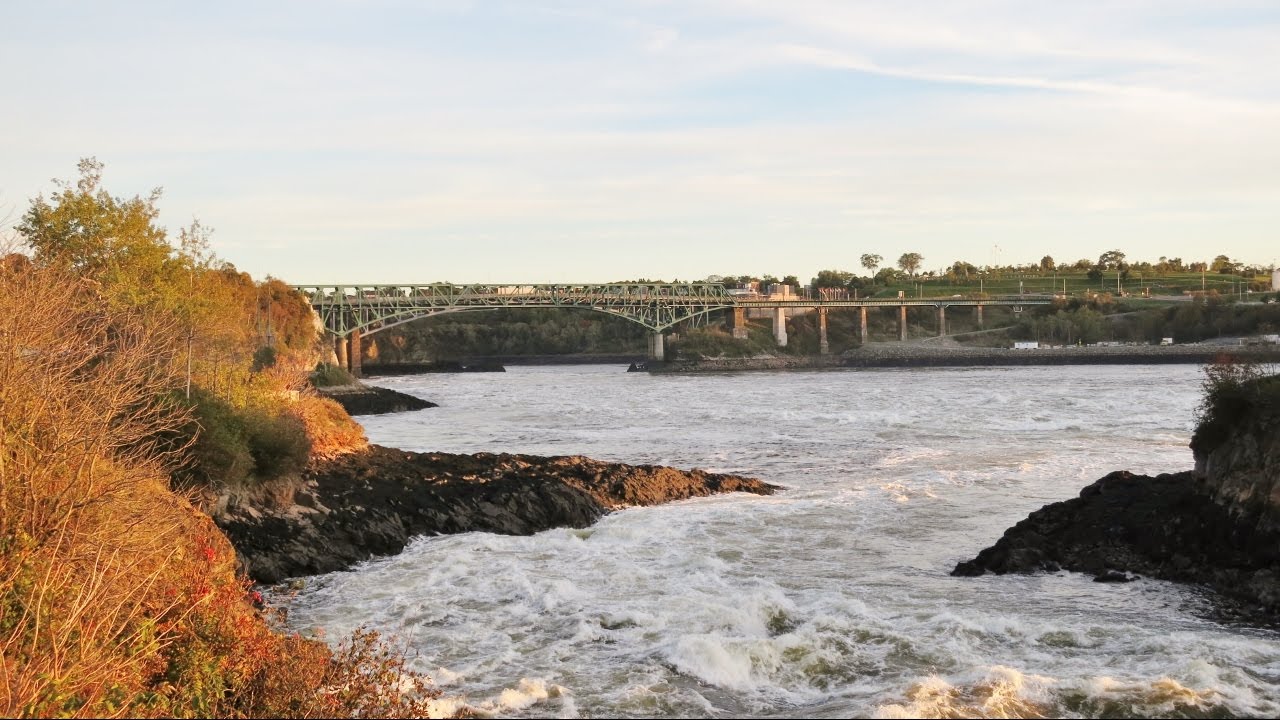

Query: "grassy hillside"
<box><xmin>1</xmin><ymin>160</ymin><xmax>439</xmax><ymax>717</ymax></box>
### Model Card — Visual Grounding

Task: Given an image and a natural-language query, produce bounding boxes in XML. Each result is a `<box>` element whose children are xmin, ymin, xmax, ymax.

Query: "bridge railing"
<box><xmin>294</xmin><ymin>283</ymin><xmax>736</xmax><ymax>304</ymax></box>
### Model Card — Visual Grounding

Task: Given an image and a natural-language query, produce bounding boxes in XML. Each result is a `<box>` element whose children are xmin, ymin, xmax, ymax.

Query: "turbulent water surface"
<box><xmin>284</xmin><ymin>365</ymin><xmax>1280</xmax><ymax>718</ymax></box>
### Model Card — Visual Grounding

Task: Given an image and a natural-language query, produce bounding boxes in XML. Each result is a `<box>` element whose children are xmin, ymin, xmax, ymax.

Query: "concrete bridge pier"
<box><xmin>728</xmin><ymin>306</ymin><xmax>749</xmax><ymax>339</ymax></box>
<box><xmin>899</xmin><ymin>305</ymin><xmax>908</xmax><ymax>341</ymax></box>
<box><xmin>349</xmin><ymin>328</ymin><xmax>363</xmax><ymax>378</ymax></box>
<box><xmin>773</xmin><ymin>308</ymin><xmax>788</xmax><ymax>347</ymax></box>
<box><xmin>818</xmin><ymin>308</ymin><xmax>829</xmax><ymax>354</ymax></box>
<box><xmin>976</xmin><ymin>304</ymin><xmax>984</xmax><ymax>329</ymax></box>
<box><xmin>860</xmin><ymin>306</ymin><xmax>868</xmax><ymax>344</ymax></box>
<box><xmin>938</xmin><ymin>305</ymin><xmax>947</xmax><ymax>336</ymax></box>
<box><xmin>334</xmin><ymin>335</ymin><xmax>348</xmax><ymax>370</ymax></box>
<box><xmin>648</xmin><ymin>331</ymin><xmax>665</xmax><ymax>362</ymax></box>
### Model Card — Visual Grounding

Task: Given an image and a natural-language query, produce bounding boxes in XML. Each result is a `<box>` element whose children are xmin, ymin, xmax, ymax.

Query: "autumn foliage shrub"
<box><xmin>309</xmin><ymin>362</ymin><xmax>358</xmax><ymax>387</ymax></box>
<box><xmin>2</xmin><ymin>163</ymin><xmax>439</xmax><ymax>717</ymax></box>
<box><xmin>293</xmin><ymin>394</ymin><xmax>368</xmax><ymax>459</ymax></box>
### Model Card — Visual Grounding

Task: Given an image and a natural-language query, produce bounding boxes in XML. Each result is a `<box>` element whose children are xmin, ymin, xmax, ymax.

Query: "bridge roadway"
<box><xmin>293</xmin><ymin>283</ymin><xmax>1052</xmax><ymax>373</ymax></box>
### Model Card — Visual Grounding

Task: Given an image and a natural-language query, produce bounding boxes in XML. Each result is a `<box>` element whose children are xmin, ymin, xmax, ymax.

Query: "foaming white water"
<box><xmin>285</xmin><ymin>365</ymin><xmax>1280</xmax><ymax>718</ymax></box>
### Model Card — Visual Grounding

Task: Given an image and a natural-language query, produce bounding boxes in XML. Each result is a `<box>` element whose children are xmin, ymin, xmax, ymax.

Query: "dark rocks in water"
<box><xmin>215</xmin><ymin>445</ymin><xmax>778</xmax><ymax>584</ymax></box>
<box><xmin>315</xmin><ymin>384</ymin><xmax>436</xmax><ymax>416</ymax></box>
<box><xmin>627</xmin><ymin>362</ymin><xmax>647</xmax><ymax>372</ymax></box>
<box><xmin>362</xmin><ymin>361</ymin><xmax>505</xmax><ymax>376</ymax></box>
<box><xmin>951</xmin><ymin>470</ymin><xmax>1280</xmax><ymax>615</ymax></box>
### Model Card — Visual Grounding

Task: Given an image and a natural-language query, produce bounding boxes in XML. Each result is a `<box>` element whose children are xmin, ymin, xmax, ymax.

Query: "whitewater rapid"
<box><xmin>283</xmin><ymin>365</ymin><xmax>1280</xmax><ymax>718</ymax></box>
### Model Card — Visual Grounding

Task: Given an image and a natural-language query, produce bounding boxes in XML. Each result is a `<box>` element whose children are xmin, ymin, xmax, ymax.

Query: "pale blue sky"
<box><xmin>2</xmin><ymin>1</ymin><xmax>1278</xmax><ymax>283</ymax></box>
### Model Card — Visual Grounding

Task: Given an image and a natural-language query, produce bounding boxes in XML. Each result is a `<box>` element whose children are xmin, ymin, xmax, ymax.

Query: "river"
<box><xmin>283</xmin><ymin>364</ymin><xmax>1280</xmax><ymax>718</ymax></box>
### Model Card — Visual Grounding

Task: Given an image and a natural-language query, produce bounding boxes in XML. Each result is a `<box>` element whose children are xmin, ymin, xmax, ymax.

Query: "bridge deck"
<box><xmin>292</xmin><ymin>283</ymin><xmax>1052</xmax><ymax>337</ymax></box>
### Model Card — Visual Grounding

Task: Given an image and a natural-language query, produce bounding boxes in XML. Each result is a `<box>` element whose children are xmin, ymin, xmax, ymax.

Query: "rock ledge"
<box><xmin>216</xmin><ymin>445</ymin><xmax>777</xmax><ymax>584</ymax></box>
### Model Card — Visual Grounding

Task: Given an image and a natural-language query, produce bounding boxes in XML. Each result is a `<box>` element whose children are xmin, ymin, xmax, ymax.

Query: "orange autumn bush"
<box><xmin>2</xmin><ymin>164</ymin><xmax>437</xmax><ymax>717</ymax></box>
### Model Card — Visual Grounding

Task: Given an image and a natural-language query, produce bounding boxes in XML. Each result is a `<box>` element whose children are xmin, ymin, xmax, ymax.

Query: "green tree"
<box><xmin>18</xmin><ymin>157</ymin><xmax>181</xmax><ymax>312</ymax></box>
<box><xmin>861</xmin><ymin>253</ymin><xmax>883</xmax><ymax>274</ymax></box>
<box><xmin>874</xmin><ymin>267</ymin><xmax>901</xmax><ymax>285</ymax></box>
<box><xmin>812</xmin><ymin>269</ymin><xmax>855</xmax><ymax>288</ymax></box>
<box><xmin>949</xmin><ymin>260</ymin><xmax>977</xmax><ymax>281</ymax></box>
<box><xmin>1040</xmin><ymin>255</ymin><xmax>1055</xmax><ymax>272</ymax></box>
<box><xmin>897</xmin><ymin>252</ymin><xmax>924</xmax><ymax>277</ymax></box>
<box><xmin>1097</xmin><ymin>249</ymin><xmax>1126</xmax><ymax>270</ymax></box>
<box><xmin>1211</xmin><ymin>254</ymin><xmax>1239</xmax><ymax>274</ymax></box>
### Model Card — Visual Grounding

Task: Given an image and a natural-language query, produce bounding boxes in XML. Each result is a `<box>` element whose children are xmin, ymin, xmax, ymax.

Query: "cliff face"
<box><xmin>1194</xmin><ymin>410</ymin><xmax>1280</xmax><ymax>535</ymax></box>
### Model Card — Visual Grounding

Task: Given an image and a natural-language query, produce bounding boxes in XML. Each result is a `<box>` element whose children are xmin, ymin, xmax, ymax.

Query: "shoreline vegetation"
<box><xmin>1</xmin><ymin>160</ymin><xmax>458</xmax><ymax>716</ymax></box>
<box><xmin>2</xmin><ymin>159</ymin><xmax>768</xmax><ymax>712</ymax></box>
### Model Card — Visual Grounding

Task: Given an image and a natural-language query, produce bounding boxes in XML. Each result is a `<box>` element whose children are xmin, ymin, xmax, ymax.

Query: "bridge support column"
<box><xmin>349</xmin><ymin>328</ymin><xmax>362</xmax><ymax>378</ymax></box>
<box><xmin>648</xmin><ymin>331</ymin><xmax>665</xmax><ymax>362</ymax></box>
<box><xmin>938</xmin><ymin>305</ymin><xmax>946</xmax><ymax>336</ymax></box>
<box><xmin>976</xmin><ymin>304</ymin><xmax>984</xmax><ymax>329</ymax></box>
<box><xmin>899</xmin><ymin>305</ymin><xmax>908</xmax><ymax>341</ymax></box>
<box><xmin>728</xmin><ymin>306</ymin><xmax>749</xmax><ymax>339</ymax></box>
<box><xmin>773</xmin><ymin>308</ymin><xmax>788</xmax><ymax>347</ymax></box>
<box><xmin>860</xmin><ymin>306</ymin><xmax>868</xmax><ymax>344</ymax></box>
<box><xmin>334</xmin><ymin>335</ymin><xmax>348</xmax><ymax>370</ymax></box>
<box><xmin>818</xmin><ymin>308</ymin><xmax>829</xmax><ymax>354</ymax></box>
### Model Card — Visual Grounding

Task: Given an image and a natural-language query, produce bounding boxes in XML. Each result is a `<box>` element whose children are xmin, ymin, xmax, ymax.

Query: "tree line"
<box><xmin>693</xmin><ymin>249</ymin><xmax>1274</xmax><ymax>296</ymax></box>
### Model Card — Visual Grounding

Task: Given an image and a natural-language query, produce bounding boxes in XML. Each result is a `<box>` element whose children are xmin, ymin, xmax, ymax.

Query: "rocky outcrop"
<box><xmin>950</xmin><ymin>470</ymin><xmax>1280</xmax><ymax>613</ymax></box>
<box><xmin>315</xmin><ymin>383</ymin><xmax>436</xmax><ymax>416</ymax></box>
<box><xmin>215</xmin><ymin>446</ymin><xmax>777</xmax><ymax>584</ymax></box>
<box><xmin>953</xmin><ymin>376</ymin><xmax>1280</xmax><ymax>617</ymax></box>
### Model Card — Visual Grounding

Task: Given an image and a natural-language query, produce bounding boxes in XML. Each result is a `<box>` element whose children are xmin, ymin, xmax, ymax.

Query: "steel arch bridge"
<box><xmin>293</xmin><ymin>283</ymin><xmax>1053</xmax><ymax>372</ymax></box>
<box><xmin>293</xmin><ymin>283</ymin><xmax>736</xmax><ymax>337</ymax></box>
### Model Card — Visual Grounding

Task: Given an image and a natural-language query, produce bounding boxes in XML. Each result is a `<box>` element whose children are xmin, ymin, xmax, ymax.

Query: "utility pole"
<box><xmin>186</xmin><ymin>268</ymin><xmax>193</xmax><ymax>399</ymax></box>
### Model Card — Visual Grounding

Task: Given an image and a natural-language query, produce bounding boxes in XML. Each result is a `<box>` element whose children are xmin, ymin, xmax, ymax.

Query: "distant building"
<box><xmin>1013</xmin><ymin>341</ymin><xmax>1039</xmax><ymax>350</ymax></box>
<box><xmin>1273</xmin><ymin>268</ymin><xmax>1280</xmax><ymax>291</ymax></box>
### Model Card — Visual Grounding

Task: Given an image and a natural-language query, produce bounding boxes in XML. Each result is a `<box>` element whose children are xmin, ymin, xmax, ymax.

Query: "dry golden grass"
<box><xmin>293</xmin><ymin>393</ymin><xmax>368</xmax><ymax>459</ymax></box>
<box><xmin>1</xmin><ymin>264</ymin><xmax>438</xmax><ymax>717</ymax></box>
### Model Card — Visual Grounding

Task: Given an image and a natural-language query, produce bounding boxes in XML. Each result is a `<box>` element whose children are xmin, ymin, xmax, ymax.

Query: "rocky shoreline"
<box><xmin>214</xmin><ymin>445</ymin><xmax>777</xmax><ymax>584</ymax></box>
<box><xmin>361</xmin><ymin>361</ymin><xmax>506</xmax><ymax>376</ymax></box>
<box><xmin>655</xmin><ymin>344</ymin><xmax>1280</xmax><ymax>372</ymax></box>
